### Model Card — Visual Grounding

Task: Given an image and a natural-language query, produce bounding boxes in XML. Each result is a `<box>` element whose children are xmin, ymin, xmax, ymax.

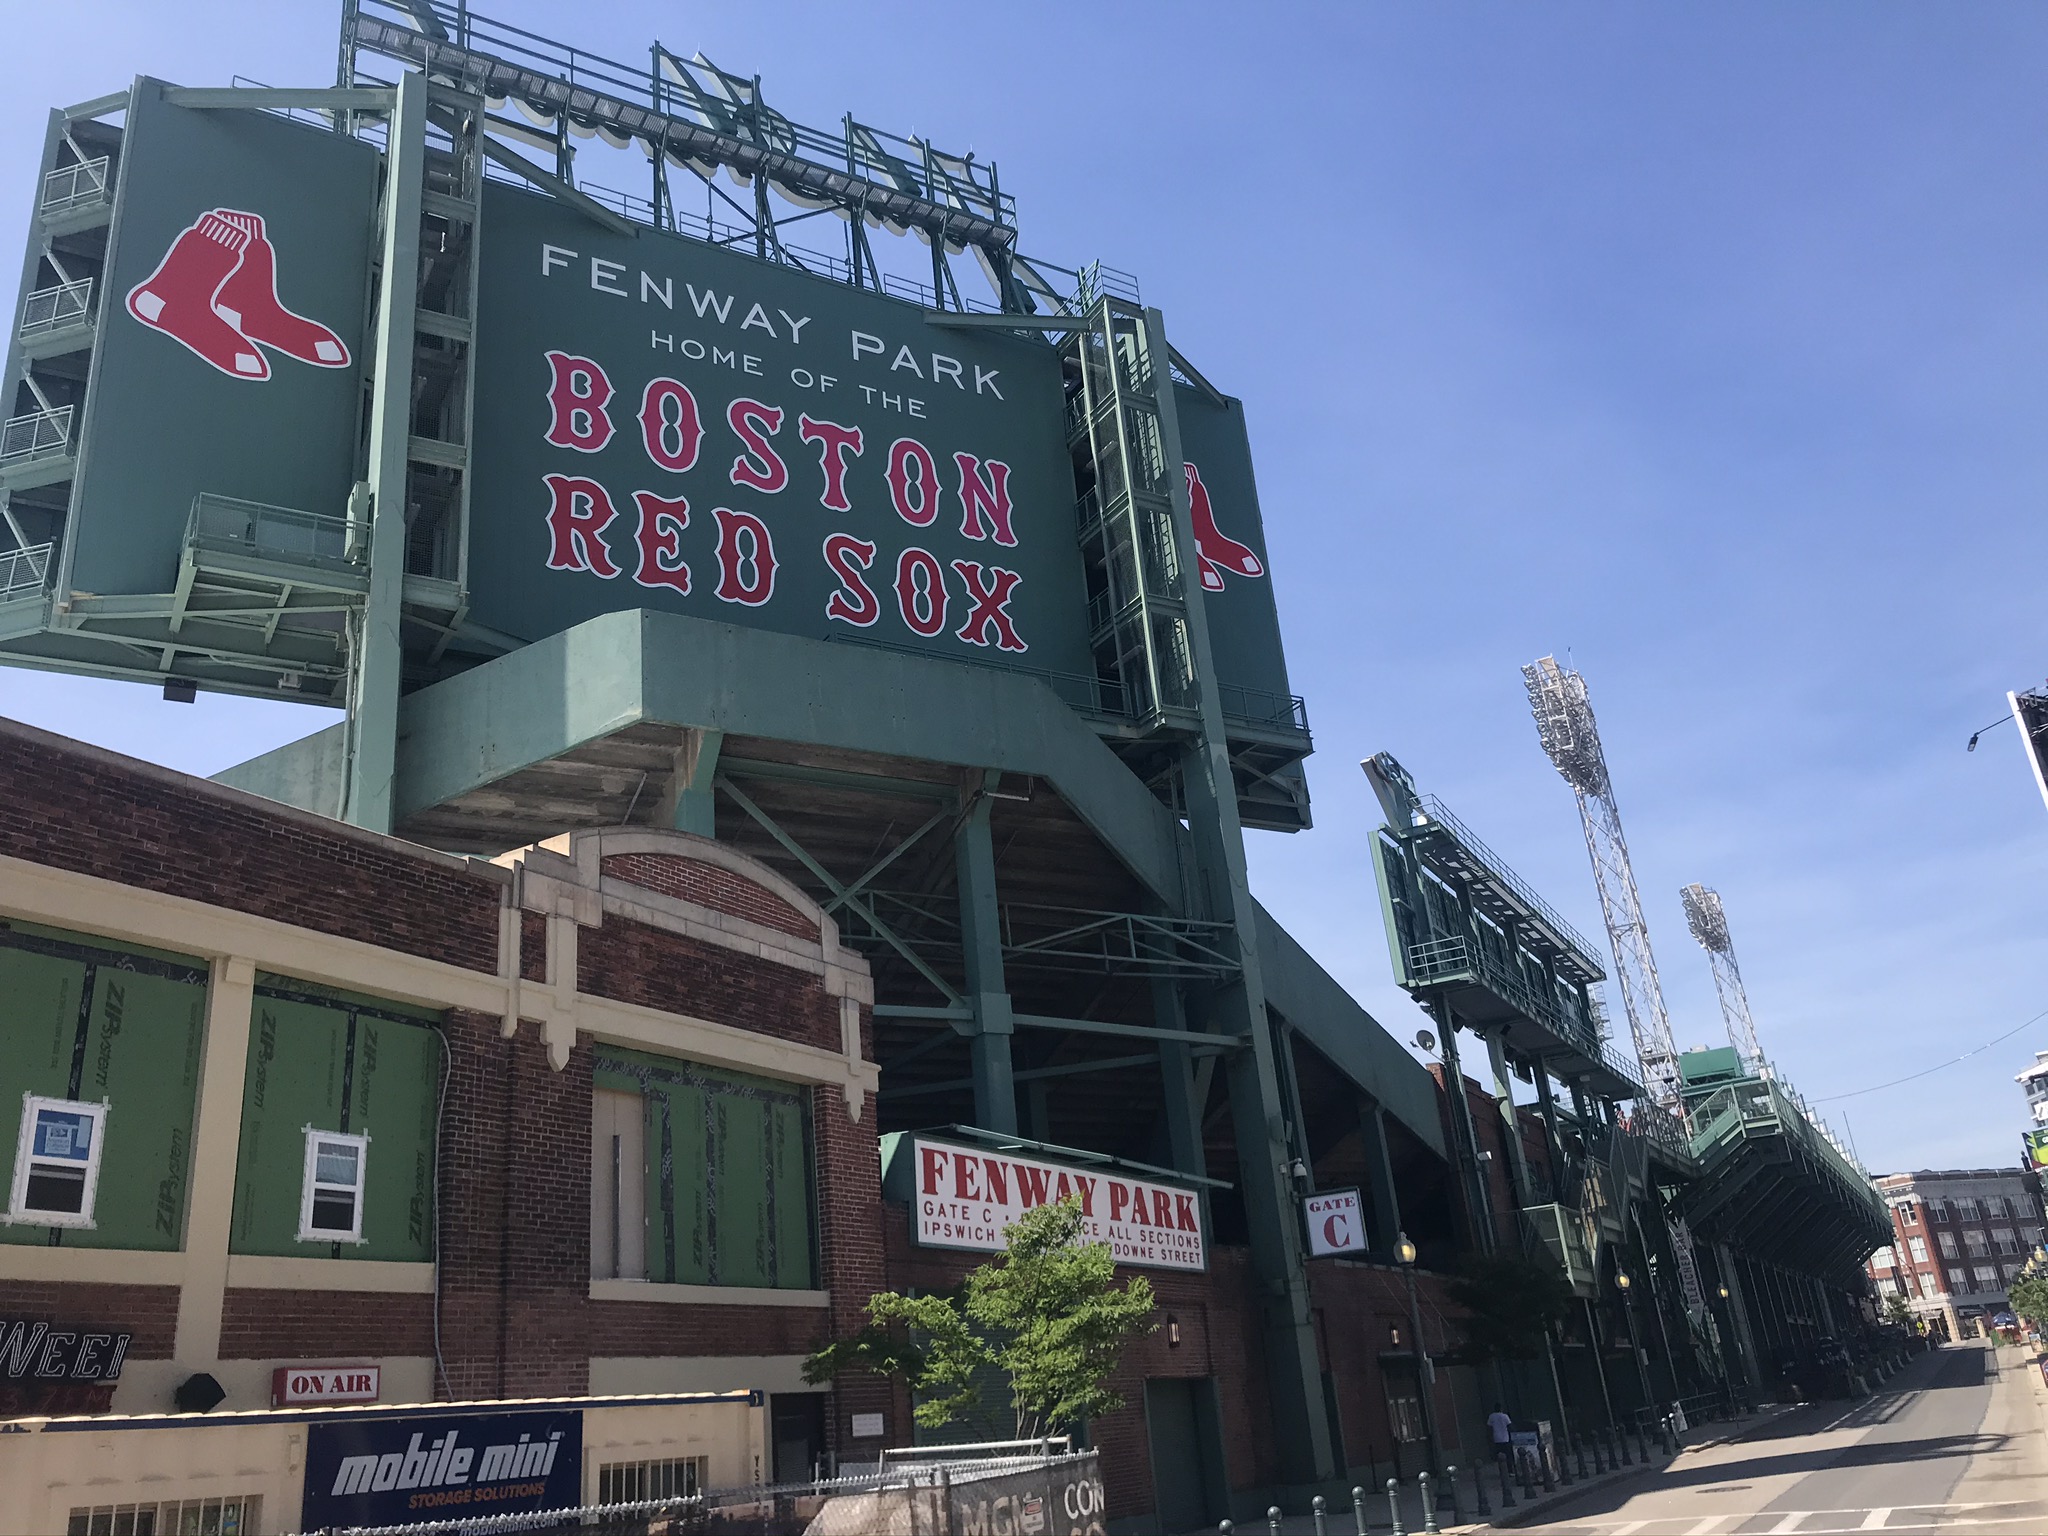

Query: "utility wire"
<box><xmin>1813</xmin><ymin>1008</ymin><xmax>2048</xmax><ymax>1103</ymax></box>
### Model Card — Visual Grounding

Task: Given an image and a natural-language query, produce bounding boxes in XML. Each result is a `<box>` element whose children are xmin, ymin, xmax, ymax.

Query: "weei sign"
<box><xmin>468</xmin><ymin>183</ymin><xmax>1095</xmax><ymax>673</ymax></box>
<box><xmin>300</xmin><ymin>1408</ymin><xmax>581</xmax><ymax>1529</ymax></box>
<box><xmin>882</xmin><ymin>1133</ymin><xmax>1205</xmax><ymax>1272</ymax></box>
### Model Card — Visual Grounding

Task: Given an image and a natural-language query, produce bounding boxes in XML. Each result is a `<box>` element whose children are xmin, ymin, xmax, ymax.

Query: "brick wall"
<box><xmin>578</xmin><ymin>917</ymin><xmax>840</xmax><ymax>1053</ymax></box>
<box><xmin>0</xmin><ymin>1280</ymin><xmax>179</xmax><ymax>1417</ymax></box>
<box><xmin>0</xmin><ymin>726</ymin><xmax>503</xmax><ymax>973</ymax></box>
<box><xmin>602</xmin><ymin>854</ymin><xmax>818</xmax><ymax>941</ymax></box>
<box><xmin>812</xmin><ymin>1045</ymin><xmax>890</xmax><ymax>1456</ymax></box>
<box><xmin>218</xmin><ymin>1288</ymin><xmax>435</xmax><ymax>1359</ymax></box>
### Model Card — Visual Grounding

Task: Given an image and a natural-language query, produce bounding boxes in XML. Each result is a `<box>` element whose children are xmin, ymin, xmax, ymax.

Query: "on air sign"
<box><xmin>1304</xmin><ymin>1188</ymin><xmax>1367</xmax><ymax>1259</ymax></box>
<box><xmin>273</xmin><ymin>1364</ymin><xmax>381</xmax><ymax>1406</ymax></box>
<box><xmin>906</xmin><ymin>1135</ymin><xmax>1205</xmax><ymax>1272</ymax></box>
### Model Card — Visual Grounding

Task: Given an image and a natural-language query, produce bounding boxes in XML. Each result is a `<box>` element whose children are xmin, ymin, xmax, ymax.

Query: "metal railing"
<box><xmin>0</xmin><ymin>406</ymin><xmax>72</xmax><ymax>465</ymax></box>
<box><xmin>1414</xmin><ymin>795</ymin><xmax>1606</xmax><ymax>967</ymax></box>
<box><xmin>186</xmin><ymin>493</ymin><xmax>352</xmax><ymax>566</ymax></box>
<box><xmin>40</xmin><ymin>156</ymin><xmax>109</xmax><ymax>215</ymax></box>
<box><xmin>0</xmin><ymin>542</ymin><xmax>51</xmax><ymax>600</ymax></box>
<box><xmin>20</xmin><ymin>278</ymin><xmax>93</xmax><ymax>338</ymax></box>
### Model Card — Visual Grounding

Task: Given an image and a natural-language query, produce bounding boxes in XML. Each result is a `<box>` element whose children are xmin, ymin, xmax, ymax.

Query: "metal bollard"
<box><xmin>1418</xmin><ymin>1471</ymin><xmax>1439</xmax><ymax>1534</ymax></box>
<box><xmin>1268</xmin><ymin>1506</ymin><xmax>1282</xmax><ymax>1536</ymax></box>
<box><xmin>1220</xmin><ymin>1524</ymin><xmax>1233</xmax><ymax>1536</ymax></box>
<box><xmin>1444</xmin><ymin>1465</ymin><xmax>1461</xmax><ymax>1525</ymax></box>
<box><xmin>1350</xmin><ymin>1486</ymin><xmax>1369</xmax><ymax>1536</ymax></box>
<box><xmin>1576</xmin><ymin>1434</ymin><xmax>1589</xmax><ymax>1480</ymax></box>
<box><xmin>1313</xmin><ymin>1494</ymin><xmax>1328</xmax><ymax>1536</ymax></box>
<box><xmin>1387</xmin><ymin>1476</ymin><xmax>1405</xmax><ymax>1536</ymax></box>
<box><xmin>1471</xmin><ymin>1460</ymin><xmax>1490</xmax><ymax>1518</ymax></box>
<box><xmin>1541</xmin><ymin>1445</ymin><xmax>1556</xmax><ymax>1492</ymax></box>
<box><xmin>1498</xmin><ymin>1453</ymin><xmax>1516</xmax><ymax>1508</ymax></box>
<box><xmin>1617</xmin><ymin>1424</ymin><xmax>1633</xmax><ymax>1466</ymax></box>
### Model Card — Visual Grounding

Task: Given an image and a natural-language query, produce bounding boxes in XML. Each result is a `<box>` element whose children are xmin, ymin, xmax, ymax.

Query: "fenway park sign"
<box><xmin>907</xmin><ymin>1135</ymin><xmax>1205</xmax><ymax>1272</ymax></box>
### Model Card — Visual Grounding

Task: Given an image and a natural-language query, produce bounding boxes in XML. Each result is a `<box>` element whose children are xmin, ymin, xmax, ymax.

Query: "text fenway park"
<box><xmin>536</xmin><ymin>240</ymin><xmax>1034</xmax><ymax>655</ymax></box>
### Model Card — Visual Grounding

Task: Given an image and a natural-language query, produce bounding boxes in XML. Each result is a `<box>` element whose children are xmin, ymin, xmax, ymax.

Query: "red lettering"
<box><xmin>1151</xmin><ymin>1189</ymin><xmax>1173</xmax><ymax>1228</ymax></box>
<box><xmin>954</xmin><ymin>1155</ymin><xmax>983</xmax><ymax>1202</ymax></box>
<box><xmin>920</xmin><ymin>1145</ymin><xmax>949</xmax><ymax>1196</ymax></box>
<box><xmin>1016</xmin><ymin>1164</ymin><xmax>1053</xmax><ymax>1208</ymax></box>
<box><xmin>712</xmin><ymin>507</ymin><xmax>776</xmax><ymax>606</ymax></box>
<box><xmin>955</xmin><ymin>452</ymin><xmax>1016</xmax><ymax>545</ymax></box>
<box><xmin>822</xmin><ymin>533</ymin><xmax>880</xmax><ymax>627</ymax></box>
<box><xmin>543</xmin><ymin>351</ymin><xmax>615</xmax><ymax>452</ymax></box>
<box><xmin>1073</xmin><ymin>1174</ymin><xmax>1099</xmax><ymax>1217</ymax></box>
<box><xmin>1175</xmin><ymin>1192</ymin><xmax>1198</xmax><ymax>1232</ymax></box>
<box><xmin>543</xmin><ymin>474</ymin><xmax>622</xmax><ymax>577</ymax></box>
<box><xmin>639</xmin><ymin>377</ymin><xmax>703</xmax><ymax>472</ymax></box>
<box><xmin>894</xmin><ymin>547</ymin><xmax>947</xmax><ymax>637</ymax></box>
<box><xmin>727</xmin><ymin>398</ymin><xmax>788</xmax><ymax>493</ymax></box>
<box><xmin>1109</xmin><ymin>1182</ymin><xmax>1130</xmax><ymax>1222</ymax></box>
<box><xmin>887</xmin><ymin>437</ymin><xmax>940</xmax><ymax>526</ymax></box>
<box><xmin>630</xmin><ymin>491</ymin><xmax>690</xmax><ymax>594</ymax></box>
<box><xmin>950</xmin><ymin>560</ymin><xmax>1026</xmax><ymax>652</ymax></box>
<box><xmin>982</xmin><ymin>1158</ymin><xmax>1010</xmax><ymax>1205</ymax></box>
<box><xmin>799</xmin><ymin>416</ymin><xmax>864</xmax><ymax>511</ymax></box>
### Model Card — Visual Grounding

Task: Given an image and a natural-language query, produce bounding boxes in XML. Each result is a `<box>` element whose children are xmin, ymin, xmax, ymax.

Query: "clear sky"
<box><xmin>2</xmin><ymin>2</ymin><xmax>2043</xmax><ymax>1174</ymax></box>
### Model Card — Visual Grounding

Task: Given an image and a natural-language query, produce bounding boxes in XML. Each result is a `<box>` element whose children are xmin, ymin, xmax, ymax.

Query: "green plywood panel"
<box><xmin>598</xmin><ymin>1045</ymin><xmax>814</xmax><ymax>1289</ymax></box>
<box><xmin>229</xmin><ymin>984</ymin><xmax>437</xmax><ymax>1262</ymax></box>
<box><xmin>0</xmin><ymin>923</ymin><xmax>208</xmax><ymax>1251</ymax></box>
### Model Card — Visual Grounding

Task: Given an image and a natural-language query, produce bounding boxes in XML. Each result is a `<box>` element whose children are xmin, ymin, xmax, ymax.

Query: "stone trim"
<box><xmin>588</xmin><ymin>1279</ymin><xmax>830</xmax><ymax>1309</ymax></box>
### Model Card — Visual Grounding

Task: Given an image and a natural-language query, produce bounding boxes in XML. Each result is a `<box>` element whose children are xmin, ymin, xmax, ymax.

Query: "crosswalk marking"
<box><xmin>1860</xmin><ymin>1511</ymin><xmax>1891</xmax><ymax>1531</ymax></box>
<box><xmin>1611</xmin><ymin>1523</ymin><xmax>1648</xmax><ymax>1535</ymax></box>
<box><xmin>1768</xmin><ymin>1517</ymin><xmax>1808</xmax><ymax>1535</ymax></box>
<box><xmin>1686</xmin><ymin>1518</ymin><xmax>1732</xmax><ymax>1534</ymax></box>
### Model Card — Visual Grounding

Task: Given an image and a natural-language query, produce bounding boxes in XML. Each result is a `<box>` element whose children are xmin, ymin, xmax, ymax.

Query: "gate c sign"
<box><xmin>1303</xmin><ymin>1189</ymin><xmax>1366</xmax><ymax>1259</ymax></box>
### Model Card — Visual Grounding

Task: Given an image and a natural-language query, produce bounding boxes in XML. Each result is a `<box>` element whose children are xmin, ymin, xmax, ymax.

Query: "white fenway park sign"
<box><xmin>909</xmin><ymin>1136</ymin><xmax>1206</xmax><ymax>1272</ymax></box>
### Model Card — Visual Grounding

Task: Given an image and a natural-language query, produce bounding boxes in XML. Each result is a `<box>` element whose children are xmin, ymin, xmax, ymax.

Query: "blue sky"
<box><xmin>2</xmin><ymin>2</ymin><xmax>2043</xmax><ymax>1172</ymax></box>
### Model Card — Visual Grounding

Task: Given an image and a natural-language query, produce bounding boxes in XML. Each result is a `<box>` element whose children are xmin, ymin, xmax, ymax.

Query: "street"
<box><xmin>1509</xmin><ymin>1341</ymin><xmax>2048</xmax><ymax>1534</ymax></box>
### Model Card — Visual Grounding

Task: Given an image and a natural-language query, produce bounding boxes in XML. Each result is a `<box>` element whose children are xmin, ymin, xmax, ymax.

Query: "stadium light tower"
<box><xmin>1522</xmin><ymin>657</ymin><xmax>1683</xmax><ymax>1108</ymax></box>
<box><xmin>1679</xmin><ymin>883</ymin><xmax>1766</xmax><ymax>1075</ymax></box>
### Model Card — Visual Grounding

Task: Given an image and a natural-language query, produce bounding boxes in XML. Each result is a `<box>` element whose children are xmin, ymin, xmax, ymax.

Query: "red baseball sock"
<box><xmin>1186</xmin><ymin>462</ymin><xmax>1264</xmax><ymax>583</ymax></box>
<box><xmin>125</xmin><ymin>213</ymin><xmax>268</xmax><ymax>380</ymax></box>
<box><xmin>212</xmin><ymin>211</ymin><xmax>350</xmax><ymax>368</ymax></box>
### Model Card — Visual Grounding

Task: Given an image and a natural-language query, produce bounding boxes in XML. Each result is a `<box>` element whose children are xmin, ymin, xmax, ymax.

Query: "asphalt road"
<box><xmin>1508</xmin><ymin>1341</ymin><xmax>2048</xmax><ymax>1535</ymax></box>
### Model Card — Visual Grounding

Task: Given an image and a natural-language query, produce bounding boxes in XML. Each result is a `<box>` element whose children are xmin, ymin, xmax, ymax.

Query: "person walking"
<box><xmin>1488</xmin><ymin>1403</ymin><xmax>1515</xmax><ymax>1467</ymax></box>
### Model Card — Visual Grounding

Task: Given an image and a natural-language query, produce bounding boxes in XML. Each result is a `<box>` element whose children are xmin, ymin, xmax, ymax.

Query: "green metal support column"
<box><xmin>1153</xmin><ymin>977</ymin><xmax>1207</xmax><ymax>1181</ymax></box>
<box><xmin>1144</xmin><ymin>306</ymin><xmax>1334</xmax><ymax>1486</ymax></box>
<box><xmin>341</xmin><ymin>70</ymin><xmax>425</xmax><ymax>833</ymax></box>
<box><xmin>1358</xmin><ymin>1097</ymin><xmax>1403</xmax><ymax>1264</ymax></box>
<box><xmin>1716</xmin><ymin>1241</ymin><xmax>1763</xmax><ymax>1392</ymax></box>
<box><xmin>1486</xmin><ymin>1032</ymin><xmax>1535</xmax><ymax>1216</ymax></box>
<box><xmin>955</xmin><ymin>770</ymin><xmax>1017</xmax><ymax>1135</ymax></box>
<box><xmin>1533</xmin><ymin>1068</ymin><xmax>1565</xmax><ymax>1189</ymax></box>
<box><xmin>1432</xmin><ymin>1001</ymin><xmax>1497</xmax><ymax>1255</ymax></box>
<box><xmin>658</xmin><ymin>727</ymin><xmax>722</xmax><ymax>835</ymax></box>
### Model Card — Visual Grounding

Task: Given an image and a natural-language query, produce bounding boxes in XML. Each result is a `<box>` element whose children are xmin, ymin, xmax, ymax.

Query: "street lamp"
<box><xmin>1615</xmin><ymin>1270</ymin><xmax>1653</xmax><ymax>1412</ymax></box>
<box><xmin>1396</xmin><ymin>1231</ymin><xmax>1444</xmax><ymax>1478</ymax></box>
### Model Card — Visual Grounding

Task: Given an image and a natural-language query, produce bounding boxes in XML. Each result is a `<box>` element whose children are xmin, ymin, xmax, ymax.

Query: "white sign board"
<box><xmin>1304</xmin><ymin>1188</ymin><xmax>1367</xmax><ymax>1258</ymax></box>
<box><xmin>909</xmin><ymin>1136</ymin><xmax>1206</xmax><ymax>1271</ymax></box>
<box><xmin>849</xmin><ymin>1411</ymin><xmax>886</xmax><ymax>1439</ymax></box>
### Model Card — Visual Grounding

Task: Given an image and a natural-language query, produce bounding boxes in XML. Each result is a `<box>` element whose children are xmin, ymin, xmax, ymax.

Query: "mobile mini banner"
<box><xmin>894</xmin><ymin>1133</ymin><xmax>1206</xmax><ymax>1272</ymax></box>
<box><xmin>300</xmin><ymin>1408</ymin><xmax>582</xmax><ymax>1529</ymax></box>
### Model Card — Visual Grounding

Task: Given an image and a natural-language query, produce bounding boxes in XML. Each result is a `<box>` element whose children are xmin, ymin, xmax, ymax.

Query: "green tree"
<box><xmin>1881</xmin><ymin>1293</ymin><xmax>1915</xmax><ymax>1329</ymax></box>
<box><xmin>804</xmin><ymin>1196</ymin><xmax>1158</xmax><ymax>1439</ymax></box>
<box><xmin>1442</xmin><ymin>1251</ymin><xmax>1576</xmax><ymax>1363</ymax></box>
<box><xmin>2007</xmin><ymin>1269</ymin><xmax>2048</xmax><ymax>1331</ymax></box>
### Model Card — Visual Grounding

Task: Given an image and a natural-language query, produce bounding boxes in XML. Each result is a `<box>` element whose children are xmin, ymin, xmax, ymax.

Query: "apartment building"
<box><xmin>1867</xmin><ymin>1169</ymin><xmax>2045</xmax><ymax>1338</ymax></box>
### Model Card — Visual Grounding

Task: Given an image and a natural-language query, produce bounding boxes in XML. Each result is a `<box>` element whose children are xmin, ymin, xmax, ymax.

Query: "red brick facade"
<box><xmin>602</xmin><ymin>853</ymin><xmax>819</xmax><ymax>942</ymax></box>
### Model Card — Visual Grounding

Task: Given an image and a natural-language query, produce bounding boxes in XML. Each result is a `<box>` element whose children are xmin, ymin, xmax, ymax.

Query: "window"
<box><xmin>297</xmin><ymin>1129</ymin><xmax>368</xmax><ymax>1243</ymax></box>
<box><xmin>1973</xmin><ymin>1265</ymin><xmax>2000</xmax><ymax>1292</ymax></box>
<box><xmin>1895</xmin><ymin>1201</ymin><xmax>1920</xmax><ymax>1226</ymax></box>
<box><xmin>1964</xmin><ymin>1229</ymin><xmax>1990</xmax><ymax>1258</ymax></box>
<box><xmin>1388</xmin><ymin>1393</ymin><xmax>1425</xmax><ymax>1443</ymax></box>
<box><xmin>2026</xmin><ymin>1227</ymin><xmax>2043</xmax><ymax>1248</ymax></box>
<box><xmin>1907</xmin><ymin>1236</ymin><xmax>1929</xmax><ymax>1263</ymax></box>
<box><xmin>8</xmin><ymin>1095</ymin><xmax>108</xmax><ymax>1227</ymax></box>
<box><xmin>1994</xmin><ymin>1228</ymin><xmax>2019</xmax><ymax>1255</ymax></box>
<box><xmin>1938</xmin><ymin>1232</ymin><xmax>1959</xmax><ymax>1259</ymax></box>
<box><xmin>1957</xmin><ymin>1198</ymin><xmax>1982</xmax><ymax>1222</ymax></box>
<box><xmin>67</xmin><ymin>1497</ymin><xmax>260</xmax><ymax>1535</ymax></box>
<box><xmin>1928</xmin><ymin>1198</ymin><xmax>1950</xmax><ymax>1222</ymax></box>
<box><xmin>1918</xmin><ymin>1273</ymin><xmax>1939</xmax><ymax>1298</ymax></box>
<box><xmin>599</xmin><ymin>1458</ymin><xmax>706</xmax><ymax>1503</ymax></box>
<box><xmin>1877</xmin><ymin>1276</ymin><xmax>1899</xmax><ymax>1296</ymax></box>
<box><xmin>1871</xmin><ymin>1246</ymin><xmax>1895</xmax><ymax>1269</ymax></box>
<box><xmin>1948</xmin><ymin>1268</ymin><xmax>1969</xmax><ymax>1292</ymax></box>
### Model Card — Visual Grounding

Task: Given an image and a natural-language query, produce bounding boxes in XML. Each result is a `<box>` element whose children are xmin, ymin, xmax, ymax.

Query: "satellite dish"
<box><xmin>1414</xmin><ymin>1029</ymin><xmax>1437</xmax><ymax>1053</ymax></box>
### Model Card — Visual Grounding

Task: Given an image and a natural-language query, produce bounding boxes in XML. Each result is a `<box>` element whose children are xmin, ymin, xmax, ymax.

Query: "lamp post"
<box><xmin>1616</xmin><ymin>1270</ymin><xmax>1652</xmax><ymax>1414</ymax></box>
<box><xmin>1397</xmin><ymin>1231</ymin><xmax>1444</xmax><ymax>1478</ymax></box>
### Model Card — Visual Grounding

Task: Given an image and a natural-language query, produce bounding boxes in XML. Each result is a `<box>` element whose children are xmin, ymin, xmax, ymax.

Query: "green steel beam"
<box><xmin>822</xmin><ymin>805</ymin><xmax>953</xmax><ymax>917</ymax></box>
<box><xmin>879</xmin><ymin>1052</ymin><xmax>1158</xmax><ymax>1102</ymax></box>
<box><xmin>163</xmin><ymin>87</ymin><xmax>397</xmax><ymax>112</ymax></box>
<box><xmin>1013</xmin><ymin>1012</ymin><xmax>1245</xmax><ymax>1050</ymax></box>
<box><xmin>956</xmin><ymin>770</ymin><xmax>1018</xmax><ymax>1134</ymax></box>
<box><xmin>474</xmin><ymin>131</ymin><xmax>637</xmax><ymax>237</ymax></box>
<box><xmin>721</xmin><ymin>754</ymin><xmax>957</xmax><ymax>803</ymax></box>
<box><xmin>922</xmin><ymin>312</ymin><xmax>1090</xmax><ymax>332</ymax></box>
<box><xmin>657</xmin><ymin>728</ymin><xmax>720</xmax><ymax>836</ymax></box>
<box><xmin>341</xmin><ymin>74</ymin><xmax>426</xmax><ymax>832</ymax></box>
<box><xmin>873</xmin><ymin>1004</ymin><xmax>974</xmax><ymax>1022</ymax></box>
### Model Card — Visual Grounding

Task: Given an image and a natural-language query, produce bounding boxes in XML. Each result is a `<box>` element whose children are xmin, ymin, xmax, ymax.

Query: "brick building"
<box><xmin>1867</xmin><ymin>1169</ymin><xmax>2046</xmax><ymax>1338</ymax></box>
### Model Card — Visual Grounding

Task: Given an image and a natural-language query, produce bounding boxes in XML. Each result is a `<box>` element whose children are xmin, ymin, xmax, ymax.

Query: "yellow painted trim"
<box><xmin>0</xmin><ymin>1245</ymin><xmax>185</xmax><ymax>1285</ymax></box>
<box><xmin>587</xmin><ymin>1278</ymin><xmax>829</xmax><ymax>1309</ymax></box>
<box><xmin>224</xmin><ymin>1255</ymin><xmax>437</xmax><ymax>1294</ymax></box>
<box><xmin>174</xmin><ymin>956</ymin><xmax>255</xmax><ymax>1363</ymax></box>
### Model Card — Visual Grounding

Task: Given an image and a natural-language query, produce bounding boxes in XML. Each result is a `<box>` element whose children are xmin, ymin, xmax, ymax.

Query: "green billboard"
<box><xmin>467</xmin><ymin>182</ymin><xmax>1095</xmax><ymax>676</ymax></box>
<box><xmin>62</xmin><ymin>81</ymin><xmax>377</xmax><ymax>599</ymax></box>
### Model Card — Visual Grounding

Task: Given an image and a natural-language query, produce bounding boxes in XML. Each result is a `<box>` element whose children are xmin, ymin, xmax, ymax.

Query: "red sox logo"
<box><xmin>125</xmin><ymin>208</ymin><xmax>350</xmax><ymax>380</ymax></box>
<box><xmin>1184</xmin><ymin>461</ymin><xmax>1264</xmax><ymax>593</ymax></box>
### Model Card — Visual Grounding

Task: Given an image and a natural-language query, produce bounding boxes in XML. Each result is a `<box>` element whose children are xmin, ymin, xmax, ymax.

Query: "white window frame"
<box><xmin>6</xmin><ymin>1094</ymin><xmax>109</xmax><ymax>1228</ymax></box>
<box><xmin>297</xmin><ymin>1127</ymin><xmax>370</xmax><ymax>1244</ymax></box>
